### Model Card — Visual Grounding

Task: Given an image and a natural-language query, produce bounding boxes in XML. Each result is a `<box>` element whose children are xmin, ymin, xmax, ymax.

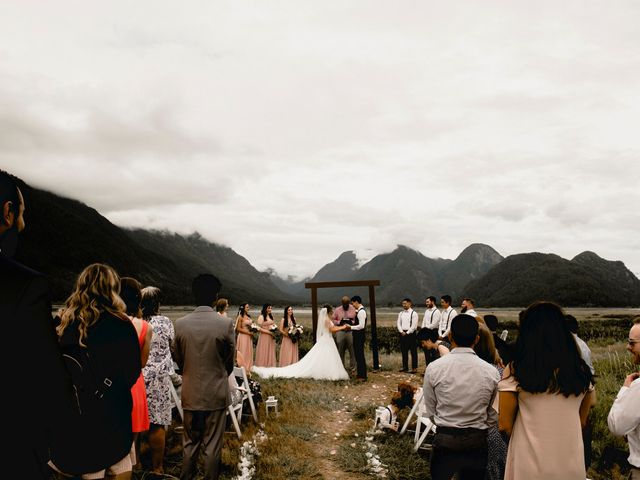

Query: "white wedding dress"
<box><xmin>252</xmin><ymin>308</ymin><xmax>349</xmax><ymax>381</ymax></box>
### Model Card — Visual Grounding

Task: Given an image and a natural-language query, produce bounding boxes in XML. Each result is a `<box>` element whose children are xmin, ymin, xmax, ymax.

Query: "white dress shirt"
<box><xmin>397</xmin><ymin>309</ymin><xmax>418</xmax><ymax>334</ymax></box>
<box><xmin>423</xmin><ymin>347</ymin><xmax>500</xmax><ymax>429</ymax></box>
<box><xmin>465</xmin><ymin>308</ymin><xmax>478</xmax><ymax>318</ymax></box>
<box><xmin>608</xmin><ymin>377</ymin><xmax>640</xmax><ymax>468</ymax></box>
<box><xmin>351</xmin><ymin>307</ymin><xmax>366</xmax><ymax>331</ymax></box>
<box><xmin>422</xmin><ymin>307</ymin><xmax>442</xmax><ymax>330</ymax></box>
<box><xmin>438</xmin><ymin>307</ymin><xmax>458</xmax><ymax>338</ymax></box>
<box><xmin>573</xmin><ymin>333</ymin><xmax>595</xmax><ymax>375</ymax></box>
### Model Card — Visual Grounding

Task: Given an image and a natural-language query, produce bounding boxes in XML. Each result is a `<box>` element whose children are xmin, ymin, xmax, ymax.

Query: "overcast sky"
<box><xmin>2</xmin><ymin>1</ymin><xmax>639</xmax><ymax>279</ymax></box>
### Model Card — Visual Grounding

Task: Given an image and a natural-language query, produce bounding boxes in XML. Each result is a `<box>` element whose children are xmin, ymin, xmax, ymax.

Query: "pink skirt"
<box><xmin>236</xmin><ymin>333</ymin><xmax>254</xmax><ymax>372</ymax></box>
<box><xmin>254</xmin><ymin>332</ymin><xmax>276</xmax><ymax>367</ymax></box>
<box><xmin>279</xmin><ymin>336</ymin><xmax>299</xmax><ymax>367</ymax></box>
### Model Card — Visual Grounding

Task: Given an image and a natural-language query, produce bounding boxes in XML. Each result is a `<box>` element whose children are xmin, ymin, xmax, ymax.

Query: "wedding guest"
<box><xmin>255</xmin><ymin>303</ymin><xmax>277</xmax><ymax>367</ymax></box>
<box><xmin>484</xmin><ymin>314</ymin><xmax>513</xmax><ymax>366</ymax></box>
<box><xmin>397</xmin><ymin>298</ymin><xmax>419</xmax><ymax>373</ymax></box>
<box><xmin>333</xmin><ymin>295</ymin><xmax>357</xmax><ymax>371</ymax></box>
<box><xmin>423</xmin><ymin>314</ymin><xmax>500</xmax><ymax>480</ymax></box>
<box><xmin>499</xmin><ymin>302</ymin><xmax>595</xmax><ymax>480</ymax></box>
<box><xmin>215</xmin><ymin>298</ymin><xmax>229</xmax><ymax>317</ymax></box>
<box><xmin>461</xmin><ymin>298</ymin><xmax>478</xmax><ymax>318</ymax></box>
<box><xmin>376</xmin><ymin>382</ymin><xmax>416</xmax><ymax>431</ymax></box>
<box><xmin>140</xmin><ymin>286</ymin><xmax>175</xmax><ymax>475</ymax></box>
<box><xmin>474</xmin><ymin>325</ymin><xmax>507</xmax><ymax>480</ymax></box>
<box><xmin>0</xmin><ymin>171</ymin><xmax>74</xmax><ymax>478</ymax></box>
<box><xmin>438</xmin><ymin>295</ymin><xmax>457</xmax><ymax>339</ymax></box>
<box><xmin>565</xmin><ymin>314</ymin><xmax>594</xmax><ymax>374</ymax></box>
<box><xmin>120</xmin><ymin>277</ymin><xmax>153</xmax><ymax>467</ymax></box>
<box><xmin>51</xmin><ymin>264</ymin><xmax>141</xmax><ymax>478</ymax></box>
<box><xmin>607</xmin><ymin>318</ymin><xmax>640</xmax><ymax>480</ymax></box>
<box><xmin>235</xmin><ymin>302</ymin><xmax>254</xmax><ymax>372</ymax></box>
<box><xmin>279</xmin><ymin>306</ymin><xmax>299</xmax><ymax>367</ymax></box>
<box><xmin>417</xmin><ymin>327</ymin><xmax>450</xmax><ymax>361</ymax></box>
<box><xmin>173</xmin><ymin>274</ymin><xmax>235</xmax><ymax>480</ymax></box>
<box><xmin>421</xmin><ymin>296</ymin><xmax>442</xmax><ymax>367</ymax></box>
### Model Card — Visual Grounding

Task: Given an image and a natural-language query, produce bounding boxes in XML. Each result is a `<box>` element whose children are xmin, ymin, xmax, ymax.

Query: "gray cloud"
<box><xmin>1</xmin><ymin>0</ymin><xmax>639</xmax><ymax>279</ymax></box>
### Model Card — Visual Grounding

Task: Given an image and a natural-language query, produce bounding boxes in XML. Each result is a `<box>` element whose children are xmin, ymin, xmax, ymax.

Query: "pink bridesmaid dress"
<box><xmin>254</xmin><ymin>316</ymin><xmax>277</xmax><ymax>367</ymax></box>
<box><xmin>278</xmin><ymin>320</ymin><xmax>299</xmax><ymax>367</ymax></box>
<box><xmin>236</xmin><ymin>316</ymin><xmax>254</xmax><ymax>372</ymax></box>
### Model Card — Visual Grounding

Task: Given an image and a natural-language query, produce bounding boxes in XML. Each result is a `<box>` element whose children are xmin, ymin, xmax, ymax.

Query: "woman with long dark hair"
<box><xmin>278</xmin><ymin>306</ymin><xmax>299</xmax><ymax>367</ymax></box>
<box><xmin>254</xmin><ymin>303</ymin><xmax>277</xmax><ymax>367</ymax></box>
<box><xmin>499</xmin><ymin>302</ymin><xmax>595</xmax><ymax>480</ymax></box>
<box><xmin>235</xmin><ymin>302</ymin><xmax>254</xmax><ymax>372</ymax></box>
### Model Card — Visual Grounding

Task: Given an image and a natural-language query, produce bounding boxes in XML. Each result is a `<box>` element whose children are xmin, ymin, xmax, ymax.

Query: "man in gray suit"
<box><xmin>173</xmin><ymin>274</ymin><xmax>235</xmax><ymax>480</ymax></box>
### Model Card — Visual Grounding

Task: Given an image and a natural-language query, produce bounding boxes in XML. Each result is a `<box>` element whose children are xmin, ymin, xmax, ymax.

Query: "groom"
<box><xmin>349</xmin><ymin>296</ymin><xmax>367</xmax><ymax>381</ymax></box>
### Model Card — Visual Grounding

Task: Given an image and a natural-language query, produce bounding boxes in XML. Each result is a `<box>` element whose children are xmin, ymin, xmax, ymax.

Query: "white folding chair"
<box><xmin>170</xmin><ymin>382</ymin><xmax>183</xmax><ymax>421</ymax></box>
<box><xmin>414</xmin><ymin>414</ymin><xmax>436</xmax><ymax>452</ymax></box>
<box><xmin>233</xmin><ymin>366</ymin><xmax>258</xmax><ymax>422</ymax></box>
<box><xmin>373</xmin><ymin>406</ymin><xmax>387</xmax><ymax>430</ymax></box>
<box><xmin>500</xmin><ymin>329</ymin><xmax>508</xmax><ymax>341</ymax></box>
<box><xmin>400</xmin><ymin>388</ymin><xmax>424</xmax><ymax>435</ymax></box>
<box><xmin>227</xmin><ymin>398</ymin><xmax>243</xmax><ymax>438</ymax></box>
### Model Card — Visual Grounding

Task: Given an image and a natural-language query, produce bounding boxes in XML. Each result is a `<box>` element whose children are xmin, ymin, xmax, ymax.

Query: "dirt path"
<box><xmin>310</xmin><ymin>370</ymin><xmax>424</xmax><ymax>479</ymax></box>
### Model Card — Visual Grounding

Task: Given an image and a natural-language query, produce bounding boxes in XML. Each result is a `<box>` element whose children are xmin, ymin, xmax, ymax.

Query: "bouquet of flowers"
<box><xmin>288</xmin><ymin>324</ymin><xmax>304</xmax><ymax>343</ymax></box>
<box><xmin>249</xmin><ymin>323</ymin><xmax>261</xmax><ymax>335</ymax></box>
<box><xmin>269</xmin><ymin>324</ymin><xmax>279</xmax><ymax>337</ymax></box>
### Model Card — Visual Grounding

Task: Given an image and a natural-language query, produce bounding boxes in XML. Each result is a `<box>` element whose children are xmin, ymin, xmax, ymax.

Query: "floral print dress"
<box><xmin>142</xmin><ymin>315</ymin><xmax>175</xmax><ymax>426</ymax></box>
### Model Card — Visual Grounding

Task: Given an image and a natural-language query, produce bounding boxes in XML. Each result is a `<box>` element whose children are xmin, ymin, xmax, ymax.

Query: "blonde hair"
<box><xmin>57</xmin><ymin>263</ymin><xmax>126</xmax><ymax>346</ymax></box>
<box><xmin>216</xmin><ymin>298</ymin><xmax>229</xmax><ymax>313</ymax></box>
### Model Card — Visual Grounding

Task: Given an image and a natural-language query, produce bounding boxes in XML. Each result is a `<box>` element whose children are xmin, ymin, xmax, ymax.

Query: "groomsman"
<box><xmin>460</xmin><ymin>298</ymin><xmax>478</xmax><ymax>318</ymax></box>
<box><xmin>350</xmin><ymin>296</ymin><xmax>367</xmax><ymax>381</ymax></box>
<box><xmin>422</xmin><ymin>296</ymin><xmax>442</xmax><ymax>367</ymax></box>
<box><xmin>397</xmin><ymin>298</ymin><xmax>419</xmax><ymax>373</ymax></box>
<box><xmin>439</xmin><ymin>295</ymin><xmax>457</xmax><ymax>339</ymax></box>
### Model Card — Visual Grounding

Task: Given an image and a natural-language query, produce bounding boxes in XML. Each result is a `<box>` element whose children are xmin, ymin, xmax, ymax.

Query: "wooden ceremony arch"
<box><xmin>304</xmin><ymin>279</ymin><xmax>381</xmax><ymax>370</ymax></box>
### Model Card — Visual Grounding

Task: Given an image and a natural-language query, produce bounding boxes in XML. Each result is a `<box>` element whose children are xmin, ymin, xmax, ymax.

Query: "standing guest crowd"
<box><xmin>2</xmin><ymin>169</ymin><xmax>639</xmax><ymax>480</ymax></box>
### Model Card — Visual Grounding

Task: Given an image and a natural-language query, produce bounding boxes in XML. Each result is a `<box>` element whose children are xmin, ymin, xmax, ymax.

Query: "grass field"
<box><xmin>129</xmin><ymin>310</ymin><xmax>638</xmax><ymax>480</ymax></box>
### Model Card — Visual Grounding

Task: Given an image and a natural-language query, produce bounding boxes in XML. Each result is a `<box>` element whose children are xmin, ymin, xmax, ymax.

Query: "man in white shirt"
<box><xmin>350</xmin><ymin>295</ymin><xmax>367</xmax><ymax>381</ymax></box>
<box><xmin>422</xmin><ymin>296</ymin><xmax>442</xmax><ymax>368</ymax></box>
<box><xmin>423</xmin><ymin>314</ymin><xmax>500</xmax><ymax>480</ymax></box>
<box><xmin>438</xmin><ymin>295</ymin><xmax>457</xmax><ymax>339</ymax></box>
<box><xmin>397</xmin><ymin>298</ymin><xmax>419</xmax><ymax>373</ymax></box>
<box><xmin>608</xmin><ymin>318</ymin><xmax>640</xmax><ymax>479</ymax></box>
<box><xmin>460</xmin><ymin>298</ymin><xmax>477</xmax><ymax>318</ymax></box>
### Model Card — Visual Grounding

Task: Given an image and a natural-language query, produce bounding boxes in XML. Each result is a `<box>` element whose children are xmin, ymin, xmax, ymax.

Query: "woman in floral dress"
<box><xmin>141</xmin><ymin>286</ymin><xmax>175</xmax><ymax>475</ymax></box>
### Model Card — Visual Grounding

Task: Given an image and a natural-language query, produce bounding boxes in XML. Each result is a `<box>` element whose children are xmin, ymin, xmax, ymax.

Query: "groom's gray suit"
<box><xmin>173</xmin><ymin>306</ymin><xmax>235</xmax><ymax>480</ymax></box>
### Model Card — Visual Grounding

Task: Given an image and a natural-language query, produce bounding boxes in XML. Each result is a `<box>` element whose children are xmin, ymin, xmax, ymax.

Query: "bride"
<box><xmin>252</xmin><ymin>305</ymin><xmax>350</xmax><ymax>381</ymax></box>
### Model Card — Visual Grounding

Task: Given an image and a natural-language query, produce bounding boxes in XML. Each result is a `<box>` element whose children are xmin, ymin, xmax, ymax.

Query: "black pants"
<box><xmin>431</xmin><ymin>427</ymin><xmax>488</xmax><ymax>480</ymax></box>
<box><xmin>352</xmin><ymin>329</ymin><xmax>367</xmax><ymax>379</ymax></box>
<box><xmin>400</xmin><ymin>332</ymin><xmax>417</xmax><ymax>370</ymax></box>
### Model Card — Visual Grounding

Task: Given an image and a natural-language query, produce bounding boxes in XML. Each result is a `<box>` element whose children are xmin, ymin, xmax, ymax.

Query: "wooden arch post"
<box><xmin>304</xmin><ymin>279</ymin><xmax>381</xmax><ymax>370</ymax></box>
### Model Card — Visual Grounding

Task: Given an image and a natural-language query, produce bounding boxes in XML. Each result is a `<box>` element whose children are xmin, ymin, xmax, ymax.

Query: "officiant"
<box><xmin>332</xmin><ymin>296</ymin><xmax>356</xmax><ymax>371</ymax></box>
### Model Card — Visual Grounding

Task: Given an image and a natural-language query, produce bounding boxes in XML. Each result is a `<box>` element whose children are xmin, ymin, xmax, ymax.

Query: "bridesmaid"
<box><xmin>279</xmin><ymin>306</ymin><xmax>299</xmax><ymax>367</ymax></box>
<box><xmin>254</xmin><ymin>303</ymin><xmax>277</xmax><ymax>367</ymax></box>
<box><xmin>235</xmin><ymin>303</ymin><xmax>254</xmax><ymax>373</ymax></box>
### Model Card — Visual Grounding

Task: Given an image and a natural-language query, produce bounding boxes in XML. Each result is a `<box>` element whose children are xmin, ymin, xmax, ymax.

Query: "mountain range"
<box><xmin>9</xmin><ymin>171</ymin><xmax>640</xmax><ymax>307</ymax></box>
